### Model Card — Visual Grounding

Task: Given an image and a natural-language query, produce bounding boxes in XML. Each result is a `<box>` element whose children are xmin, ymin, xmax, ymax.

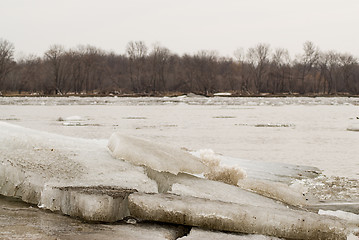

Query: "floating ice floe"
<box><xmin>58</xmin><ymin>115</ymin><xmax>86</xmax><ymax>126</ymax></box>
<box><xmin>347</xmin><ymin>123</ymin><xmax>359</xmax><ymax>131</ymax></box>
<box><xmin>0</xmin><ymin>122</ymin><xmax>358</xmax><ymax>239</ymax></box>
<box><xmin>57</xmin><ymin>115</ymin><xmax>100</xmax><ymax>127</ymax></box>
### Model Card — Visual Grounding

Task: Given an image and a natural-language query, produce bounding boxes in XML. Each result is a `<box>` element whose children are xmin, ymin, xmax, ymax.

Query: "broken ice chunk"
<box><xmin>128</xmin><ymin>192</ymin><xmax>350</xmax><ymax>240</ymax></box>
<box><xmin>40</xmin><ymin>185</ymin><xmax>136</xmax><ymax>222</ymax></box>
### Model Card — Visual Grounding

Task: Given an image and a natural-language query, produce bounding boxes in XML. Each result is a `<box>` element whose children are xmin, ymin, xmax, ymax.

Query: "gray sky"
<box><xmin>2</xmin><ymin>0</ymin><xmax>359</xmax><ymax>59</ymax></box>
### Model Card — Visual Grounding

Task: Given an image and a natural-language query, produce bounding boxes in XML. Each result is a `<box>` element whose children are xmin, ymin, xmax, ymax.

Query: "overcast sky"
<box><xmin>2</xmin><ymin>0</ymin><xmax>358</xmax><ymax>59</ymax></box>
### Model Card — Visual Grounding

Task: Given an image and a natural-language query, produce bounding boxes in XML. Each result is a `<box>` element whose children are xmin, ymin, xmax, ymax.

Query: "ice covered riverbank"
<box><xmin>1</xmin><ymin>122</ymin><xmax>358</xmax><ymax>239</ymax></box>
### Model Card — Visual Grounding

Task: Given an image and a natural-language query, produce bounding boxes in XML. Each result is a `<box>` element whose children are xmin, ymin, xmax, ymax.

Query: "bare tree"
<box><xmin>269</xmin><ymin>48</ymin><xmax>290</xmax><ymax>93</ymax></box>
<box><xmin>247</xmin><ymin>43</ymin><xmax>270</xmax><ymax>93</ymax></box>
<box><xmin>338</xmin><ymin>53</ymin><xmax>357</xmax><ymax>93</ymax></box>
<box><xmin>0</xmin><ymin>39</ymin><xmax>15</xmax><ymax>90</ymax></box>
<box><xmin>67</xmin><ymin>49</ymin><xmax>85</xmax><ymax>94</ymax></box>
<box><xmin>193</xmin><ymin>50</ymin><xmax>218</xmax><ymax>94</ymax></box>
<box><xmin>218</xmin><ymin>57</ymin><xmax>238</xmax><ymax>91</ymax></box>
<box><xmin>180</xmin><ymin>54</ymin><xmax>196</xmax><ymax>92</ymax></box>
<box><xmin>296</xmin><ymin>41</ymin><xmax>319</xmax><ymax>94</ymax></box>
<box><xmin>104</xmin><ymin>53</ymin><xmax>130</xmax><ymax>92</ymax></box>
<box><xmin>76</xmin><ymin>45</ymin><xmax>105</xmax><ymax>93</ymax></box>
<box><xmin>126</xmin><ymin>41</ymin><xmax>148</xmax><ymax>92</ymax></box>
<box><xmin>44</xmin><ymin>45</ymin><xmax>69</xmax><ymax>94</ymax></box>
<box><xmin>318</xmin><ymin>51</ymin><xmax>339</xmax><ymax>94</ymax></box>
<box><xmin>234</xmin><ymin>48</ymin><xmax>251</xmax><ymax>94</ymax></box>
<box><xmin>149</xmin><ymin>43</ymin><xmax>171</xmax><ymax>92</ymax></box>
<box><xmin>17</xmin><ymin>55</ymin><xmax>43</xmax><ymax>93</ymax></box>
<box><xmin>2</xmin><ymin>39</ymin><xmax>359</xmax><ymax>96</ymax></box>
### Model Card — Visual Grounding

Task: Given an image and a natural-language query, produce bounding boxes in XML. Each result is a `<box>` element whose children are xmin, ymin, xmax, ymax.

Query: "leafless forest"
<box><xmin>1</xmin><ymin>38</ymin><xmax>359</xmax><ymax>96</ymax></box>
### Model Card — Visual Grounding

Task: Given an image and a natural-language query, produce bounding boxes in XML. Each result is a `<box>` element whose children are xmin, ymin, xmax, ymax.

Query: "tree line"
<box><xmin>1</xmin><ymin>38</ymin><xmax>359</xmax><ymax>96</ymax></box>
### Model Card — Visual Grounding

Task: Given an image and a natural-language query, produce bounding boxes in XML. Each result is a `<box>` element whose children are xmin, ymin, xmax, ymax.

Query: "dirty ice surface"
<box><xmin>1</xmin><ymin>96</ymin><xmax>359</xmax><ymax>239</ymax></box>
<box><xmin>178</xmin><ymin>228</ymin><xmax>283</xmax><ymax>240</ymax></box>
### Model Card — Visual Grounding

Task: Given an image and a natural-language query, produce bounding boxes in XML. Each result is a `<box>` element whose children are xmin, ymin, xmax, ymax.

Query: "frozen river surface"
<box><xmin>1</xmin><ymin>96</ymin><xmax>359</xmax><ymax>178</ymax></box>
<box><xmin>1</xmin><ymin>96</ymin><xmax>359</xmax><ymax>239</ymax></box>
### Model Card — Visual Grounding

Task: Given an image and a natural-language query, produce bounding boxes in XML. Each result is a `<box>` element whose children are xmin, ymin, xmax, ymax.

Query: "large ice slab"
<box><xmin>128</xmin><ymin>192</ymin><xmax>351</xmax><ymax>240</ymax></box>
<box><xmin>108</xmin><ymin>133</ymin><xmax>208</xmax><ymax>175</ymax></box>
<box><xmin>0</xmin><ymin>122</ymin><xmax>158</xmax><ymax>221</ymax></box>
<box><xmin>0</xmin><ymin>122</ymin><xmax>158</xmax><ymax>193</ymax></box>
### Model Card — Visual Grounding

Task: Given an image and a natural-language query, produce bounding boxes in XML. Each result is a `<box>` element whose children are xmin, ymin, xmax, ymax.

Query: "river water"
<box><xmin>1</xmin><ymin>96</ymin><xmax>359</xmax><ymax>239</ymax></box>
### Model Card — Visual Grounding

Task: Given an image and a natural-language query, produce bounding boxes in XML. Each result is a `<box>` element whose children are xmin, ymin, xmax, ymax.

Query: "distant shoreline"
<box><xmin>0</xmin><ymin>93</ymin><xmax>359</xmax><ymax>98</ymax></box>
<box><xmin>1</xmin><ymin>92</ymin><xmax>359</xmax><ymax>98</ymax></box>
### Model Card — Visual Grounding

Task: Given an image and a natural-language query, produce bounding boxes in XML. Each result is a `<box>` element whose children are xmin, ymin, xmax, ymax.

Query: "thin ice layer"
<box><xmin>108</xmin><ymin>132</ymin><xmax>208</xmax><ymax>175</ymax></box>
